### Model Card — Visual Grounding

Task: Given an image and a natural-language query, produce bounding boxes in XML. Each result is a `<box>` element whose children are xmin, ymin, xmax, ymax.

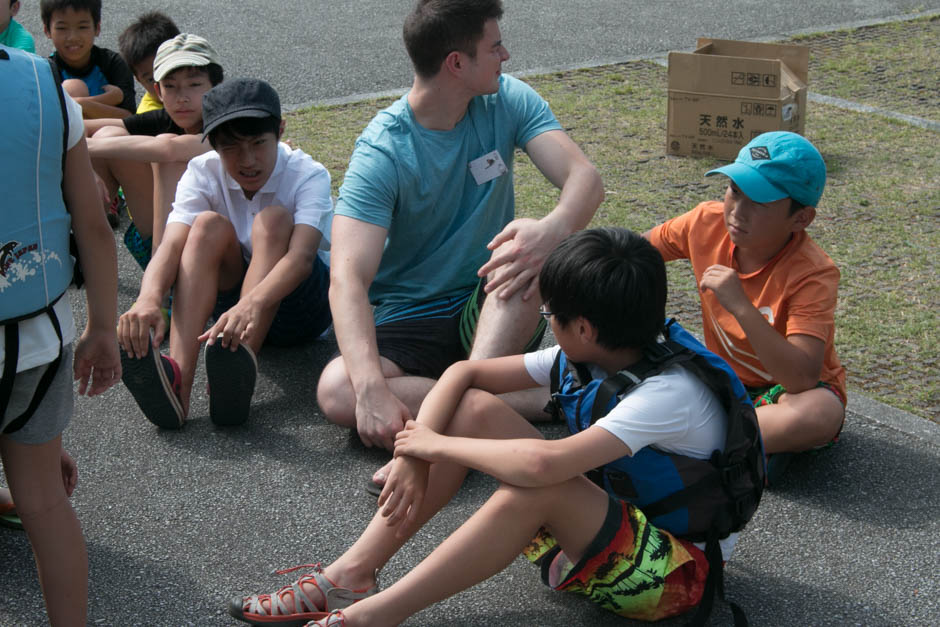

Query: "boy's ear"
<box><xmin>575</xmin><ymin>316</ymin><xmax>598</xmax><ymax>345</ymax></box>
<box><xmin>278</xmin><ymin>119</ymin><xmax>286</xmax><ymax>138</ymax></box>
<box><xmin>11</xmin><ymin>2</ymin><xmax>20</xmax><ymax>17</ymax></box>
<box><xmin>95</xmin><ymin>22</ymin><xmax>101</xmax><ymax>37</ymax></box>
<box><xmin>790</xmin><ymin>206</ymin><xmax>816</xmax><ymax>232</ymax></box>
<box><xmin>153</xmin><ymin>82</ymin><xmax>162</xmax><ymax>100</ymax></box>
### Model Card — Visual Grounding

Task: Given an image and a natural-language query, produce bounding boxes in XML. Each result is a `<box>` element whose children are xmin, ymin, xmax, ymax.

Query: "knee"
<box><xmin>251</xmin><ymin>206</ymin><xmax>293</xmax><ymax>248</ymax></box>
<box><xmin>62</xmin><ymin>78</ymin><xmax>88</xmax><ymax>98</ymax></box>
<box><xmin>447</xmin><ymin>389</ymin><xmax>504</xmax><ymax>437</ymax></box>
<box><xmin>188</xmin><ymin>212</ymin><xmax>235</xmax><ymax>249</ymax></box>
<box><xmin>316</xmin><ymin>358</ymin><xmax>356</xmax><ymax>427</ymax></box>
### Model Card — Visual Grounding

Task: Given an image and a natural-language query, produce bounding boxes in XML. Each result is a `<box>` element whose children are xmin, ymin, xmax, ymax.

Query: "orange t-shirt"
<box><xmin>648</xmin><ymin>201</ymin><xmax>846</xmax><ymax>400</ymax></box>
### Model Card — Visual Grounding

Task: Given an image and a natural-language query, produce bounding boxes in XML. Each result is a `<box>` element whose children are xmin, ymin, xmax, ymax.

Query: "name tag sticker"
<box><xmin>469</xmin><ymin>150</ymin><xmax>508</xmax><ymax>185</ymax></box>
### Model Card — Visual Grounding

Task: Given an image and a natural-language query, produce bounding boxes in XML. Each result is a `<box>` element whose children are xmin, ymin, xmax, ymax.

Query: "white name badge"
<box><xmin>468</xmin><ymin>150</ymin><xmax>508</xmax><ymax>185</ymax></box>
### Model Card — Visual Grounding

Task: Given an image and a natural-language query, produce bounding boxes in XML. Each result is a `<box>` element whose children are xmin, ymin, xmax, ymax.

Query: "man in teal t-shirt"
<box><xmin>317</xmin><ymin>0</ymin><xmax>604</xmax><ymax>464</ymax></box>
<box><xmin>0</xmin><ymin>2</ymin><xmax>35</xmax><ymax>53</ymax></box>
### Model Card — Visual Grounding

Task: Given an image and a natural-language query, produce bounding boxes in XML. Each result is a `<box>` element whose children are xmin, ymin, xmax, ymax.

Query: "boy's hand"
<box><xmin>73</xmin><ymin>326</ymin><xmax>121</xmax><ymax>397</ymax></box>
<box><xmin>700</xmin><ymin>264</ymin><xmax>750</xmax><ymax>317</ymax></box>
<box><xmin>393</xmin><ymin>420</ymin><xmax>445</xmax><ymax>462</ymax></box>
<box><xmin>378</xmin><ymin>455</ymin><xmax>430</xmax><ymax>537</ymax></box>
<box><xmin>197</xmin><ymin>299</ymin><xmax>261</xmax><ymax>351</ymax></box>
<box><xmin>117</xmin><ymin>302</ymin><xmax>166</xmax><ymax>359</ymax></box>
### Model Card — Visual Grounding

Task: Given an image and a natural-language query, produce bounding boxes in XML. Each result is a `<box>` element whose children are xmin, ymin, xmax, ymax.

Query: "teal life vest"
<box><xmin>547</xmin><ymin>319</ymin><xmax>766</xmax><ymax>625</ymax></box>
<box><xmin>548</xmin><ymin>318</ymin><xmax>765</xmax><ymax>541</ymax></box>
<box><xmin>0</xmin><ymin>45</ymin><xmax>74</xmax><ymax>433</ymax></box>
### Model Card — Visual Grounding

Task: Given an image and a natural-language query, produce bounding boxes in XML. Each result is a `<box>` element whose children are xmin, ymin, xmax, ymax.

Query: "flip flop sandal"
<box><xmin>205</xmin><ymin>339</ymin><xmax>258</xmax><ymax>426</ymax></box>
<box><xmin>365</xmin><ymin>480</ymin><xmax>383</xmax><ymax>498</ymax></box>
<box><xmin>229</xmin><ymin>563</ymin><xmax>377</xmax><ymax>626</ymax></box>
<box><xmin>0</xmin><ymin>503</ymin><xmax>23</xmax><ymax>531</ymax></box>
<box><xmin>120</xmin><ymin>334</ymin><xmax>185</xmax><ymax>429</ymax></box>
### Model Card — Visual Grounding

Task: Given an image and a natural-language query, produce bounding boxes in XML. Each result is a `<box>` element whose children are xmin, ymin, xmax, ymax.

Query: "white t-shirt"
<box><xmin>167</xmin><ymin>142</ymin><xmax>333</xmax><ymax>262</ymax></box>
<box><xmin>0</xmin><ymin>92</ymin><xmax>82</xmax><ymax>373</ymax></box>
<box><xmin>524</xmin><ymin>345</ymin><xmax>739</xmax><ymax>559</ymax></box>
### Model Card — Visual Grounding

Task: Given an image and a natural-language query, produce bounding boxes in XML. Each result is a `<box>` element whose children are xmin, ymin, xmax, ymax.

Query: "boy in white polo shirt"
<box><xmin>118</xmin><ymin>78</ymin><xmax>332</xmax><ymax>429</ymax></box>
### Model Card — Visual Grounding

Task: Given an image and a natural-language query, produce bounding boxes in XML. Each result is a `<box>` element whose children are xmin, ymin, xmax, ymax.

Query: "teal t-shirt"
<box><xmin>0</xmin><ymin>19</ymin><xmax>36</xmax><ymax>53</ymax></box>
<box><xmin>335</xmin><ymin>75</ymin><xmax>561</xmax><ymax>324</ymax></box>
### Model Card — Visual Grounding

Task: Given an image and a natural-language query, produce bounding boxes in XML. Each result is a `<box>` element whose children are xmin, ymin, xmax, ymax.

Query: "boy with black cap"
<box><xmin>647</xmin><ymin>131</ymin><xmax>845</xmax><ymax>483</ymax></box>
<box><xmin>118</xmin><ymin>78</ymin><xmax>333</xmax><ymax>429</ymax></box>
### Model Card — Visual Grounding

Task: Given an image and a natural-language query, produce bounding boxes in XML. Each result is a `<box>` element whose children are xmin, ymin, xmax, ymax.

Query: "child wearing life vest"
<box><xmin>229</xmin><ymin>228</ymin><xmax>761</xmax><ymax>626</ymax></box>
<box><xmin>1</xmin><ymin>44</ymin><xmax>120</xmax><ymax>624</ymax></box>
<box><xmin>647</xmin><ymin>131</ymin><xmax>845</xmax><ymax>484</ymax></box>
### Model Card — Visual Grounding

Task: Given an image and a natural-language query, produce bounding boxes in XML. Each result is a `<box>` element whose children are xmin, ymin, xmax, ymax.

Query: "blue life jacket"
<box><xmin>0</xmin><ymin>46</ymin><xmax>73</xmax><ymax>433</ymax></box>
<box><xmin>548</xmin><ymin>319</ymin><xmax>765</xmax><ymax>542</ymax></box>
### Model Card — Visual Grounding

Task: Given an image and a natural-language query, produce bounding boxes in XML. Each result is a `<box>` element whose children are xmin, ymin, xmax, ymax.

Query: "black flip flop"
<box><xmin>205</xmin><ymin>339</ymin><xmax>258</xmax><ymax>426</ymax></box>
<box><xmin>120</xmin><ymin>336</ymin><xmax>185</xmax><ymax>429</ymax></box>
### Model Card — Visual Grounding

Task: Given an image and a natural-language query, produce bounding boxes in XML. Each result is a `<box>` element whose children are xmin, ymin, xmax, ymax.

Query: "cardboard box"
<box><xmin>667</xmin><ymin>38</ymin><xmax>809</xmax><ymax>160</ymax></box>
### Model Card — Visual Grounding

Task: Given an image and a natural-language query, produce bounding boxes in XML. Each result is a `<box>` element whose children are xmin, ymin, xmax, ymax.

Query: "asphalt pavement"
<box><xmin>15</xmin><ymin>0</ymin><xmax>940</xmax><ymax>108</ymax></box>
<box><xmin>2</xmin><ymin>2</ymin><xmax>939</xmax><ymax>625</ymax></box>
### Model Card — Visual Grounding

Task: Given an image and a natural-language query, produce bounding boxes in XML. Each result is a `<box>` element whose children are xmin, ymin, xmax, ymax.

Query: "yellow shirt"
<box><xmin>136</xmin><ymin>92</ymin><xmax>163</xmax><ymax>114</ymax></box>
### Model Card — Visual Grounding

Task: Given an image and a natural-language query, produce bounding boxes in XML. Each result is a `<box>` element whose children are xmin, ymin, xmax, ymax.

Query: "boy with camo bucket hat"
<box><xmin>87</xmin><ymin>33</ymin><xmax>223</xmax><ymax>265</ymax></box>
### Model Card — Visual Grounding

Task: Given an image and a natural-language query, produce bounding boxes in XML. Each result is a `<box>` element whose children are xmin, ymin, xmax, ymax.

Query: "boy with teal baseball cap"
<box><xmin>648</xmin><ymin>131</ymin><xmax>845</xmax><ymax>484</ymax></box>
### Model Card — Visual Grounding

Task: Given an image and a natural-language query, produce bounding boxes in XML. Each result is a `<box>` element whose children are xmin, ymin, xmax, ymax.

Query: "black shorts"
<box><xmin>374</xmin><ymin>280</ymin><xmax>545</xmax><ymax>379</ymax></box>
<box><xmin>212</xmin><ymin>255</ymin><xmax>331</xmax><ymax>347</ymax></box>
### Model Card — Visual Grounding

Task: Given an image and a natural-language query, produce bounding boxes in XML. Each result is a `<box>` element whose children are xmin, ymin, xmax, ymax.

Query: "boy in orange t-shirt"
<box><xmin>647</xmin><ymin>132</ymin><xmax>845</xmax><ymax>483</ymax></box>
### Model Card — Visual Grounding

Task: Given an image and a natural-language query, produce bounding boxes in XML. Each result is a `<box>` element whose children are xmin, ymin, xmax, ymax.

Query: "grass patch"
<box><xmin>794</xmin><ymin>15</ymin><xmax>939</xmax><ymax>118</ymax></box>
<box><xmin>285</xmin><ymin>19</ymin><xmax>939</xmax><ymax>420</ymax></box>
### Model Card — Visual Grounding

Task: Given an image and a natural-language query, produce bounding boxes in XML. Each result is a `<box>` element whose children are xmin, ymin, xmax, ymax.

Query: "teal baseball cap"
<box><xmin>706</xmin><ymin>131</ymin><xmax>826</xmax><ymax>207</ymax></box>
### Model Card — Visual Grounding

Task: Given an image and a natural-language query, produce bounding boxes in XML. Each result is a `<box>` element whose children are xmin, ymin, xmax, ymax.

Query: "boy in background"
<box><xmin>647</xmin><ymin>131</ymin><xmax>845</xmax><ymax>483</ymax></box>
<box><xmin>87</xmin><ymin>33</ymin><xmax>221</xmax><ymax>257</ymax></box>
<box><xmin>1</xmin><ymin>45</ymin><xmax>120</xmax><ymax>625</ymax></box>
<box><xmin>41</xmin><ymin>0</ymin><xmax>135</xmax><ymax>118</ymax></box>
<box><xmin>230</xmin><ymin>228</ymin><xmax>755</xmax><ymax>626</ymax></box>
<box><xmin>119</xmin><ymin>79</ymin><xmax>332</xmax><ymax>429</ymax></box>
<box><xmin>117</xmin><ymin>11</ymin><xmax>179</xmax><ymax>114</ymax></box>
<box><xmin>1</xmin><ymin>1</ymin><xmax>34</xmax><ymax>52</ymax></box>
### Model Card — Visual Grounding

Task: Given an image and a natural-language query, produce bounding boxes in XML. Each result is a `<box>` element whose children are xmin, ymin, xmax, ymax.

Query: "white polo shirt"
<box><xmin>168</xmin><ymin>142</ymin><xmax>333</xmax><ymax>261</ymax></box>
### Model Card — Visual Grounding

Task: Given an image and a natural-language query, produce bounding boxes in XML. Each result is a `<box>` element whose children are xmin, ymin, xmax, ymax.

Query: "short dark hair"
<box><xmin>158</xmin><ymin>62</ymin><xmax>224</xmax><ymax>87</ymax></box>
<box><xmin>40</xmin><ymin>0</ymin><xmax>101</xmax><ymax>29</ymax></box>
<box><xmin>118</xmin><ymin>12</ymin><xmax>180</xmax><ymax>69</ymax></box>
<box><xmin>207</xmin><ymin>115</ymin><xmax>281</xmax><ymax>150</ymax></box>
<box><xmin>402</xmin><ymin>0</ymin><xmax>503</xmax><ymax>79</ymax></box>
<box><xmin>539</xmin><ymin>228</ymin><xmax>667</xmax><ymax>350</ymax></box>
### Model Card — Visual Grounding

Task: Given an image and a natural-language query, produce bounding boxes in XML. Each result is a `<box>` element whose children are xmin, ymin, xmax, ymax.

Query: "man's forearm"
<box><xmin>329</xmin><ymin>277</ymin><xmax>388</xmax><ymax>399</ymax></box>
<box><xmin>542</xmin><ymin>160</ymin><xmax>603</xmax><ymax>236</ymax></box>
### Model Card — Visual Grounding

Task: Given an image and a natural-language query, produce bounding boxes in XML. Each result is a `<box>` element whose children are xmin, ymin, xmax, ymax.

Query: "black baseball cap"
<box><xmin>201</xmin><ymin>78</ymin><xmax>281</xmax><ymax>140</ymax></box>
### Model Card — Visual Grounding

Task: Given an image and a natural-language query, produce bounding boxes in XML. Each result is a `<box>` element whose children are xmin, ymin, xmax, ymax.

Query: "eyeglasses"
<box><xmin>538</xmin><ymin>306</ymin><xmax>553</xmax><ymax>320</ymax></box>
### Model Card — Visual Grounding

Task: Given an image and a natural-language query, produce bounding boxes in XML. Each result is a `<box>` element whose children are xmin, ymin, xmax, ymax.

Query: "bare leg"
<box><xmin>317</xmin><ymin>355</ymin><xmax>432</xmax><ymax>430</ymax></box>
<box><xmin>757</xmin><ymin>387</ymin><xmax>844</xmax><ymax>454</ymax></box>
<box><xmin>251</xmin><ymin>390</ymin><xmax>544</xmax><ymax>613</ymax></box>
<box><xmin>90</xmin><ymin>126</ymin><xmax>156</xmax><ymax>237</ymax></box>
<box><xmin>62</xmin><ymin>78</ymin><xmax>88</xmax><ymax>100</ymax></box>
<box><xmin>169</xmin><ymin>212</ymin><xmax>244</xmax><ymax>412</ymax></box>
<box><xmin>341</xmin><ymin>474</ymin><xmax>610</xmax><ymax>627</ymax></box>
<box><xmin>151</xmin><ymin>159</ymin><xmax>189</xmax><ymax>251</ymax></box>
<box><xmin>235</xmin><ymin>206</ymin><xmax>295</xmax><ymax>354</ymax></box>
<box><xmin>1</xmin><ymin>436</ymin><xmax>87</xmax><ymax>627</ymax></box>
